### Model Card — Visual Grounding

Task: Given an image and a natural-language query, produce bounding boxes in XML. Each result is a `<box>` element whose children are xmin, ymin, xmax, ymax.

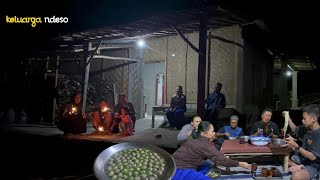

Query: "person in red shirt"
<box><xmin>87</xmin><ymin>101</ymin><xmax>113</xmax><ymax>133</ymax></box>
<box><xmin>118</xmin><ymin>106</ymin><xmax>133</xmax><ymax>136</ymax></box>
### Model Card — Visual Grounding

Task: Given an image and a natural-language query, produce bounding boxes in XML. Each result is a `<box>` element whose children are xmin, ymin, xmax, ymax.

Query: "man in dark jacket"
<box><xmin>205</xmin><ymin>82</ymin><xmax>226</xmax><ymax>123</ymax></box>
<box><xmin>250</xmin><ymin>108</ymin><xmax>280</xmax><ymax>137</ymax></box>
<box><xmin>166</xmin><ymin>85</ymin><xmax>187</xmax><ymax>130</ymax></box>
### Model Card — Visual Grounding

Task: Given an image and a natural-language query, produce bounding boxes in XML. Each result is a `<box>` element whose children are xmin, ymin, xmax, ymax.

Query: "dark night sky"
<box><xmin>1</xmin><ymin>0</ymin><xmax>320</xmax><ymax>95</ymax></box>
<box><xmin>1</xmin><ymin>0</ymin><xmax>319</xmax><ymax>59</ymax></box>
<box><xmin>1</xmin><ymin>0</ymin><xmax>196</xmax><ymax>55</ymax></box>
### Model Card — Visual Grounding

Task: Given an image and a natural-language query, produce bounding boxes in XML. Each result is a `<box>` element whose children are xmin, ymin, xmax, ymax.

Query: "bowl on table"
<box><xmin>249</xmin><ymin>136</ymin><xmax>271</xmax><ymax>146</ymax></box>
<box><xmin>270</xmin><ymin>138</ymin><xmax>286</xmax><ymax>147</ymax></box>
<box><xmin>240</xmin><ymin>136</ymin><xmax>250</xmax><ymax>143</ymax></box>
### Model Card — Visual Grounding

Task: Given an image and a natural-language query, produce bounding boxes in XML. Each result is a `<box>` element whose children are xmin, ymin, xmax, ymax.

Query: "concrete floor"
<box><xmin>8</xmin><ymin>115</ymin><xmax>180</xmax><ymax>149</ymax></box>
<box><xmin>1</xmin><ymin>115</ymin><xmax>180</xmax><ymax>179</ymax></box>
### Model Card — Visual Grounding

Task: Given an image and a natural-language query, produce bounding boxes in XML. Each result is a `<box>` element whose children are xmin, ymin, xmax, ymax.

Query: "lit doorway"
<box><xmin>155</xmin><ymin>73</ymin><xmax>165</xmax><ymax>106</ymax></box>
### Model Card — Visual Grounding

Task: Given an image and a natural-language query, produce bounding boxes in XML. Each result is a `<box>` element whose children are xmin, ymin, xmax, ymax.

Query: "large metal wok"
<box><xmin>93</xmin><ymin>142</ymin><xmax>176</xmax><ymax>180</ymax></box>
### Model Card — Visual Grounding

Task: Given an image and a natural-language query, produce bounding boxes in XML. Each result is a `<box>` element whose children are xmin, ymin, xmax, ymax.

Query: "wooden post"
<box><xmin>40</xmin><ymin>56</ymin><xmax>50</xmax><ymax>124</ymax></box>
<box><xmin>137</xmin><ymin>47</ymin><xmax>145</xmax><ymax>119</ymax></box>
<box><xmin>207</xmin><ymin>31</ymin><xmax>211</xmax><ymax>97</ymax></box>
<box><xmin>128</xmin><ymin>47</ymin><xmax>133</xmax><ymax>103</ymax></box>
<box><xmin>113</xmin><ymin>83</ymin><xmax>117</xmax><ymax>106</ymax></box>
<box><xmin>52</xmin><ymin>56</ymin><xmax>59</xmax><ymax>123</ymax></box>
<box><xmin>44</xmin><ymin>56</ymin><xmax>49</xmax><ymax>80</ymax></box>
<box><xmin>81</xmin><ymin>42</ymin><xmax>92</xmax><ymax>113</ymax></box>
<box><xmin>197</xmin><ymin>11</ymin><xmax>208</xmax><ymax>119</ymax></box>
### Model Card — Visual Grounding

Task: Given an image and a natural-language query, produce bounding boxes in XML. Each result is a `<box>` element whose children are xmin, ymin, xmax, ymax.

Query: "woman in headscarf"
<box><xmin>172</xmin><ymin>121</ymin><xmax>250</xmax><ymax>180</ymax></box>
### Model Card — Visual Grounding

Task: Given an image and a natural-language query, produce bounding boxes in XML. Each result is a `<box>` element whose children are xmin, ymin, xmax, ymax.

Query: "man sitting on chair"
<box><xmin>166</xmin><ymin>85</ymin><xmax>187</xmax><ymax>130</ymax></box>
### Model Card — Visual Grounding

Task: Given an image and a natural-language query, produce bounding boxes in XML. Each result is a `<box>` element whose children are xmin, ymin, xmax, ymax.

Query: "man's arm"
<box><xmin>288</xmin><ymin>117</ymin><xmax>297</xmax><ymax>133</ymax></box>
<box><xmin>177</xmin><ymin>125</ymin><xmax>192</xmax><ymax>141</ymax></box>
<box><xmin>127</xmin><ymin>103</ymin><xmax>136</xmax><ymax>115</ymax></box>
<box><xmin>297</xmin><ymin>147</ymin><xmax>318</xmax><ymax>161</ymax></box>
<box><xmin>239</xmin><ymin>128</ymin><xmax>244</xmax><ymax>136</ymax></box>
<box><xmin>284</xmin><ymin>139</ymin><xmax>319</xmax><ymax>161</ymax></box>
<box><xmin>272</xmin><ymin>123</ymin><xmax>280</xmax><ymax>135</ymax></box>
<box><xmin>220</xmin><ymin>94</ymin><xmax>226</xmax><ymax>108</ymax></box>
<box><xmin>182</xmin><ymin>95</ymin><xmax>186</xmax><ymax>111</ymax></box>
<box><xmin>205</xmin><ymin>93</ymin><xmax>212</xmax><ymax>104</ymax></box>
<box><xmin>215</xmin><ymin>127</ymin><xmax>228</xmax><ymax>137</ymax></box>
<box><xmin>170</xmin><ymin>96</ymin><xmax>174</xmax><ymax>109</ymax></box>
<box><xmin>250</xmin><ymin>123</ymin><xmax>258</xmax><ymax>135</ymax></box>
<box><xmin>172</xmin><ymin>95</ymin><xmax>187</xmax><ymax>111</ymax></box>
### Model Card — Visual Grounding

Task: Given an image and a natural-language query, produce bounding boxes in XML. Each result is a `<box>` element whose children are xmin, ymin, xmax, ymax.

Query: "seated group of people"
<box><xmin>178</xmin><ymin>108</ymin><xmax>280</xmax><ymax>146</ymax></box>
<box><xmin>174</xmin><ymin>105</ymin><xmax>320</xmax><ymax>180</ymax></box>
<box><xmin>166</xmin><ymin>83</ymin><xmax>226</xmax><ymax>130</ymax></box>
<box><xmin>56</xmin><ymin>92</ymin><xmax>136</xmax><ymax>136</ymax></box>
<box><xmin>87</xmin><ymin>100</ymin><xmax>134</xmax><ymax>136</ymax></box>
<box><xmin>88</xmin><ymin>93</ymin><xmax>136</xmax><ymax>136</ymax></box>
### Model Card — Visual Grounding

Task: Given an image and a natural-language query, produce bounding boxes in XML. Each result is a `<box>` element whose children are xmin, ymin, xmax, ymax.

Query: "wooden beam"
<box><xmin>208</xmin><ymin>34</ymin><xmax>244</xmax><ymax>48</ymax></box>
<box><xmin>85</xmin><ymin>40</ymin><xmax>102</xmax><ymax>67</ymax></box>
<box><xmin>93</xmin><ymin>55</ymin><xmax>138</xmax><ymax>62</ymax></box>
<box><xmin>90</xmin><ymin>61</ymin><xmax>137</xmax><ymax>76</ymax></box>
<box><xmin>172</xmin><ymin>26</ymin><xmax>200</xmax><ymax>55</ymax></box>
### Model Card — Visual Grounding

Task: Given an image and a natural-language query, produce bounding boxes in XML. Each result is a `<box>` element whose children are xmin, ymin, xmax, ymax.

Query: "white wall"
<box><xmin>143</xmin><ymin>62</ymin><xmax>165</xmax><ymax>116</ymax></box>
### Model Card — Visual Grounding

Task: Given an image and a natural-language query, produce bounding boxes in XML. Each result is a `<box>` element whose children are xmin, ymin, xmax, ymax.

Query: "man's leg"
<box><xmin>166</xmin><ymin>108</ymin><xmax>175</xmax><ymax>129</ymax></box>
<box><xmin>174</xmin><ymin>108</ymin><xmax>186</xmax><ymax>130</ymax></box>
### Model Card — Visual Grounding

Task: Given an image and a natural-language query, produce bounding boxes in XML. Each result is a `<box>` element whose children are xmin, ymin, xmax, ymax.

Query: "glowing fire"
<box><xmin>69</xmin><ymin>107</ymin><xmax>78</xmax><ymax>115</ymax></box>
<box><xmin>98</xmin><ymin>126</ymin><xmax>104</xmax><ymax>132</ymax></box>
<box><xmin>101</xmin><ymin>107</ymin><xmax>109</xmax><ymax>112</ymax></box>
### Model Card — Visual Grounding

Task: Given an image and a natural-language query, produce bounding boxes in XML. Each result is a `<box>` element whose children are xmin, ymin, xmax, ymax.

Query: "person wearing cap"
<box><xmin>216</xmin><ymin>115</ymin><xmax>244</xmax><ymax>139</ymax></box>
<box><xmin>215</xmin><ymin>115</ymin><xmax>244</xmax><ymax>146</ymax></box>
<box><xmin>166</xmin><ymin>85</ymin><xmax>187</xmax><ymax>130</ymax></box>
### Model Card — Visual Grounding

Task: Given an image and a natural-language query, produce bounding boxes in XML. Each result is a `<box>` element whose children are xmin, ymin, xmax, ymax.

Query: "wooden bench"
<box><xmin>151</xmin><ymin>104</ymin><xmax>197</xmax><ymax>128</ymax></box>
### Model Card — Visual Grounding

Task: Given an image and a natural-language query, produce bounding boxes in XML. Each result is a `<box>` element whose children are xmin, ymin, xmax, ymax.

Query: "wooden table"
<box><xmin>220</xmin><ymin>139</ymin><xmax>291</xmax><ymax>172</ymax></box>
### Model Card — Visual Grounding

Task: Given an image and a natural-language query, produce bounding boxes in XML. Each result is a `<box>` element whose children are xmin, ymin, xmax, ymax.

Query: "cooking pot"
<box><xmin>93</xmin><ymin>142</ymin><xmax>176</xmax><ymax>180</ymax></box>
